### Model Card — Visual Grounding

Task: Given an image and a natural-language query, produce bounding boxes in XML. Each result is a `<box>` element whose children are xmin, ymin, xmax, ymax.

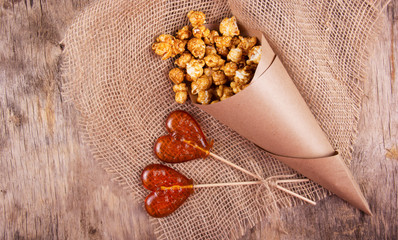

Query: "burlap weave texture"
<box><xmin>61</xmin><ymin>0</ymin><xmax>383</xmax><ymax>239</ymax></box>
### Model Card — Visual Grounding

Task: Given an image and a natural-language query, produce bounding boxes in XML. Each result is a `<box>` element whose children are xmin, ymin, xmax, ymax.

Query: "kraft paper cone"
<box><xmin>191</xmin><ymin>26</ymin><xmax>371</xmax><ymax>214</ymax></box>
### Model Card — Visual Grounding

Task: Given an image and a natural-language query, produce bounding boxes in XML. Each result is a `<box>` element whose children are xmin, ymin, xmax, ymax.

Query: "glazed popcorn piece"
<box><xmin>185</xmin><ymin>74</ymin><xmax>194</xmax><ymax>82</ymax></box>
<box><xmin>231</xmin><ymin>81</ymin><xmax>249</xmax><ymax>94</ymax></box>
<box><xmin>176</xmin><ymin>26</ymin><xmax>192</xmax><ymax>40</ymax></box>
<box><xmin>227</xmin><ymin>47</ymin><xmax>243</xmax><ymax>63</ymax></box>
<box><xmin>247</xmin><ymin>46</ymin><xmax>261</xmax><ymax>65</ymax></box>
<box><xmin>238</xmin><ymin>36</ymin><xmax>257</xmax><ymax>54</ymax></box>
<box><xmin>191</xmin><ymin>75</ymin><xmax>212</xmax><ymax>94</ymax></box>
<box><xmin>192</xmin><ymin>25</ymin><xmax>210</xmax><ymax>39</ymax></box>
<box><xmin>187</xmin><ymin>11</ymin><xmax>206</xmax><ymax>27</ymax></box>
<box><xmin>217</xmin><ymin>85</ymin><xmax>234</xmax><ymax>101</ymax></box>
<box><xmin>186</xmin><ymin>59</ymin><xmax>205</xmax><ymax>80</ymax></box>
<box><xmin>204</xmin><ymin>54</ymin><xmax>225</xmax><ymax>68</ymax></box>
<box><xmin>173</xmin><ymin>39</ymin><xmax>188</xmax><ymax>56</ymax></box>
<box><xmin>212</xmin><ymin>70</ymin><xmax>227</xmax><ymax>86</ymax></box>
<box><xmin>169</xmin><ymin>68</ymin><xmax>185</xmax><ymax>84</ymax></box>
<box><xmin>187</xmin><ymin>38</ymin><xmax>206</xmax><ymax>59</ymax></box>
<box><xmin>157</xmin><ymin>34</ymin><xmax>175</xmax><ymax>44</ymax></box>
<box><xmin>152</xmin><ymin>11</ymin><xmax>261</xmax><ymax>104</ymax></box>
<box><xmin>174</xmin><ymin>52</ymin><xmax>192</xmax><ymax>69</ymax></box>
<box><xmin>197</xmin><ymin>90</ymin><xmax>212</xmax><ymax>104</ymax></box>
<box><xmin>234</xmin><ymin>66</ymin><xmax>253</xmax><ymax>85</ymax></box>
<box><xmin>216</xmin><ymin>46</ymin><xmax>229</xmax><ymax>57</ymax></box>
<box><xmin>222</xmin><ymin>62</ymin><xmax>238</xmax><ymax>78</ymax></box>
<box><xmin>173</xmin><ymin>83</ymin><xmax>188</xmax><ymax>104</ymax></box>
<box><xmin>231</xmin><ymin>36</ymin><xmax>241</xmax><ymax>47</ymax></box>
<box><xmin>219</xmin><ymin>16</ymin><xmax>240</xmax><ymax>37</ymax></box>
<box><xmin>203</xmin><ymin>67</ymin><xmax>213</xmax><ymax>77</ymax></box>
<box><xmin>152</xmin><ymin>42</ymin><xmax>174</xmax><ymax>60</ymax></box>
<box><xmin>214</xmin><ymin>36</ymin><xmax>233</xmax><ymax>48</ymax></box>
<box><xmin>204</xmin><ymin>30</ymin><xmax>219</xmax><ymax>45</ymax></box>
<box><xmin>205</xmin><ymin>45</ymin><xmax>218</xmax><ymax>56</ymax></box>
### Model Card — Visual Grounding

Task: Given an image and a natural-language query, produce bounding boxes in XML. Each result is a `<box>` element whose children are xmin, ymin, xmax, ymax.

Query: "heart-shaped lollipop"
<box><xmin>154</xmin><ymin>110</ymin><xmax>262</xmax><ymax>179</ymax></box>
<box><xmin>154</xmin><ymin>110</ymin><xmax>213</xmax><ymax>163</ymax></box>
<box><xmin>142</xmin><ymin>164</ymin><xmax>194</xmax><ymax>218</ymax></box>
<box><xmin>141</xmin><ymin>164</ymin><xmax>315</xmax><ymax>218</ymax></box>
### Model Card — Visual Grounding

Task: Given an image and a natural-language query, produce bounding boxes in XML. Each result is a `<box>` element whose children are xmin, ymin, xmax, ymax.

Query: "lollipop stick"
<box><xmin>208</xmin><ymin>152</ymin><xmax>262</xmax><ymax>180</ymax></box>
<box><xmin>183</xmin><ymin>140</ymin><xmax>262</xmax><ymax>180</ymax></box>
<box><xmin>274</xmin><ymin>184</ymin><xmax>316</xmax><ymax>205</ymax></box>
<box><xmin>161</xmin><ymin>180</ymin><xmax>316</xmax><ymax>205</ymax></box>
<box><xmin>194</xmin><ymin>180</ymin><xmax>263</xmax><ymax>188</ymax></box>
<box><xmin>195</xmin><ymin>181</ymin><xmax>316</xmax><ymax>205</ymax></box>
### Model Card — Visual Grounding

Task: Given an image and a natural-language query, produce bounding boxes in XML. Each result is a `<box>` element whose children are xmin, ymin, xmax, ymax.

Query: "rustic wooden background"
<box><xmin>1</xmin><ymin>0</ymin><xmax>397</xmax><ymax>239</ymax></box>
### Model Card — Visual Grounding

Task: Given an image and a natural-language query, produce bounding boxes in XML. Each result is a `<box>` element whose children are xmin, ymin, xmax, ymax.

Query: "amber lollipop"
<box><xmin>142</xmin><ymin>164</ymin><xmax>314</xmax><ymax>218</ymax></box>
<box><xmin>154</xmin><ymin>110</ymin><xmax>262</xmax><ymax>180</ymax></box>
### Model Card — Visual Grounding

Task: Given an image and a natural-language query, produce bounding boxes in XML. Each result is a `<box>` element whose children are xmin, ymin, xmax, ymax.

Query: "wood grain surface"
<box><xmin>0</xmin><ymin>0</ymin><xmax>397</xmax><ymax>239</ymax></box>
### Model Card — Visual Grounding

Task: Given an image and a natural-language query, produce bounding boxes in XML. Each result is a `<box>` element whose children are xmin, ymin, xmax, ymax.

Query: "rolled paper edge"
<box><xmin>271</xmin><ymin>151</ymin><xmax>372</xmax><ymax>215</ymax></box>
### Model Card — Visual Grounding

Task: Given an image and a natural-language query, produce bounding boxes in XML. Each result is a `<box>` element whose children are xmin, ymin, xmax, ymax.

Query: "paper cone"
<box><xmin>191</xmin><ymin>26</ymin><xmax>371</xmax><ymax>214</ymax></box>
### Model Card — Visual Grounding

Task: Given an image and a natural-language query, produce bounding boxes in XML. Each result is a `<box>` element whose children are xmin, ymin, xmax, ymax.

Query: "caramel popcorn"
<box><xmin>185</xmin><ymin>74</ymin><xmax>194</xmax><ymax>82</ymax></box>
<box><xmin>152</xmin><ymin>42</ymin><xmax>174</xmax><ymax>60</ymax></box>
<box><xmin>204</xmin><ymin>54</ymin><xmax>225</xmax><ymax>68</ymax></box>
<box><xmin>222</xmin><ymin>62</ymin><xmax>238</xmax><ymax>78</ymax></box>
<box><xmin>238</xmin><ymin>36</ymin><xmax>257</xmax><ymax>54</ymax></box>
<box><xmin>174</xmin><ymin>52</ymin><xmax>192</xmax><ymax>68</ymax></box>
<box><xmin>197</xmin><ymin>90</ymin><xmax>212</xmax><ymax>104</ymax></box>
<box><xmin>219</xmin><ymin>16</ymin><xmax>240</xmax><ymax>37</ymax></box>
<box><xmin>176</xmin><ymin>26</ymin><xmax>192</xmax><ymax>40</ymax></box>
<box><xmin>186</xmin><ymin>59</ymin><xmax>205</xmax><ymax>80</ymax></box>
<box><xmin>205</xmin><ymin>45</ymin><xmax>218</xmax><ymax>56</ymax></box>
<box><xmin>234</xmin><ymin>66</ymin><xmax>253</xmax><ymax>85</ymax></box>
<box><xmin>204</xmin><ymin>30</ymin><xmax>219</xmax><ymax>45</ymax></box>
<box><xmin>216</xmin><ymin>85</ymin><xmax>225</xmax><ymax>98</ymax></box>
<box><xmin>152</xmin><ymin>34</ymin><xmax>177</xmax><ymax>60</ymax></box>
<box><xmin>187</xmin><ymin>11</ymin><xmax>206</xmax><ymax>27</ymax></box>
<box><xmin>216</xmin><ymin>47</ymin><xmax>229</xmax><ymax>57</ymax></box>
<box><xmin>173</xmin><ymin>82</ymin><xmax>188</xmax><ymax>92</ymax></box>
<box><xmin>204</xmin><ymin>67</ymin><xmax>213</xmax><ymax>77</ymax></box>
<box><xmin>173</xmin><ymin>39</ymin><xmax>187</xmax><ymax>56</ymax></box>
<box><xmin>247</xmin><ymin>46</ymin><xmax>261</xmax><ymax>65</ymax></box>
<box><xmin>192</xmin><ymin>25</ymin><xmax>210</xmax><ymax>39</ymax></box>
<box><xmin>156</xmin><ymin>34</ymin><xmax>175</xmax><ymax>44</ymax></box>
<box><xmin>212</xmin><ymin>70</ymin><xmax>227</xmax><ymax>85</ymax></box>
<box><xmin>169</xmin><ymin>68</ymin><xmax>185</xmax><ymax>84</ymax></box>
<box><xmin>214</xmin><ymin>36</ymin><xmax>232</xmax><ymax>48</ymax></box>
<box><xmin>187</xmin><ymin>38</ymin><xmax>206</xmax><ymax>59</ymax></box>
<box><xmin>230</xmin><ymin>81</ymin><xmax>249</xmax><ymax>94</ymax></box>
<box><xmin>231</xmin><ymin>36</ymin><xmax>241</xmax><ymax>47</ymax></box>
<box><xmin>216</xmin><ymin>85</ymin><xmax>234</xmax><ymax>101</ymax></box>
<box><xmin>227</xmin><ymin>47</ymin><xmax>243</xmax><ymax>63</ymax></box>
<box><xmin>236</xmin><ymin>59</ymin><xmax>247</xmax><ymax>69</ymax></box>
<box><xmin>152</xmin><ymin>11</ymin><xmax>261</xmax><ymax>104</ymax></box>
<box><xmin>173</xmin><ymin>83</ymin><xmax>188</xmax><ymax>104</ymax></box>
<box><xmin>191</xmin><ymin>75</ymin><xmax>212</xmax><ymax>94</ymax></box>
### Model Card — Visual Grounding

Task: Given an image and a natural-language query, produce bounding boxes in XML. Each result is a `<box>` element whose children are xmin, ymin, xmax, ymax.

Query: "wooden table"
<box><xmin>1</xmin><ymin>1</ymin><xmax>397</xmax><ymax>239</ymax></box>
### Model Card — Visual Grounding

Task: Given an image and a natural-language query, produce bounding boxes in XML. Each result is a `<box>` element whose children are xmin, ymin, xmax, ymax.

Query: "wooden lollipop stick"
<box><xmin>183</xmin><ymin>140</ymin><xmax>262</xmax><ymax>180</ymax></box>
<box><xmin>180</xmin><ymin>140</ymin><xmax>316</xmax><ymax>205</ymax></box>
<box><xmin>161</xmin><ymin>179</ymin><xmax>316</xmax><ymax>205</ymax></box>
<box><xmin>208</xmin><ymin>152</ymin><xmax>262</xmax><ymax>180</ymax></box>
<box><xmin>195</xmin><ymin>180</ymin><xmax>316</xmax><ymax>205</ymax></box>
<box><xmin>273</xmin><ymin>184</ymin><xmax>316</xmax><ymax>205</ymax></box>
<box><xmin>194</xmin><ymin>181</ymin><xmax>263</xmax><ymax>188</ymax></box>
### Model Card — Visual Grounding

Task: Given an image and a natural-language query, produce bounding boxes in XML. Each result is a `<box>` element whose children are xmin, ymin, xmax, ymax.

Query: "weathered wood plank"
<box><xmin>1</xmin><ymin>1</ymin><xmax>155</xmax><ymax>239</ymax></box>
<box><xmin>0</xmin><ymin>0</ymin><xmax>396</xmax><ymax>239</ymax></box>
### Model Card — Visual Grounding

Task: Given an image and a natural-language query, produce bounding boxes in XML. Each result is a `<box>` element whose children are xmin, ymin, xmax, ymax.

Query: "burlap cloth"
<box><xmin>61</xmin><ymin>0</ymin><xmax>385</xmax><ymax>239</ymax></box>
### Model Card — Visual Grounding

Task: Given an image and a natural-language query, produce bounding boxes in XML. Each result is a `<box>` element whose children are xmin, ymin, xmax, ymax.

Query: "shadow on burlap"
<box><xmin>61</xmin><ymin>0</ymin><xmax>385</xmax><ymax>239</ymax></box>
